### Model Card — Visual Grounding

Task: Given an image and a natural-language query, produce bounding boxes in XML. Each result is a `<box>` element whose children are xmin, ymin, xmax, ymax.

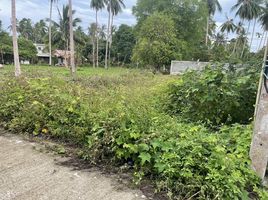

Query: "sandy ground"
<box><xmin>0</xmin><ymin>132</ymin><xmax>147</xmax><ymax>200</ymax></box>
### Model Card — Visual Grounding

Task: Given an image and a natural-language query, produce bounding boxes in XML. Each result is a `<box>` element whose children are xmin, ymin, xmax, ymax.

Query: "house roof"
<box><xmin>54</xmin><ymin>50</ymin><xmax>71</xmax><ymax>58</ymax></box>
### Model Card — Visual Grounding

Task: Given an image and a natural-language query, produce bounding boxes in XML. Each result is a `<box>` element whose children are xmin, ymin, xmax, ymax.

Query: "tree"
<box><xmin>132</xmin><ymin>13</ymin><xmax>182</xmax><ymax>71</ymax></box>
<box><xmin>133</xmin><ymin>0</ymin><xmax>208</xmax><ymax>60</ymax></box>
<box><xmin>88</xmin><ymin>23</ymin><xmax>97</xmax><ymax>66</ymax></box>
<box><xmin>49</xmin><ymin>0</ymin><xmax>58</xmax><ymax>66</ymax></box>
<box><xmin>11</xmin><ymin>0</ymin><xmax>21</xmax><ymax>77</ymax></box>
<box><xmin>220</xmin><ymin>16</ymin><xmax>236</xmax><ymax>47</ymax></box>
<box><xmin>74</xmin><ymin>26</ymin><xmax>88</xmax><ymax>65</ymax></box>
<box><xmin>18</xmin><ymin>38</ymin><xmax>38</xmax><ymax>61</ymax></box>
<box><xmin>259</xmin><ymin>2</ymin><xmax>268</xmax><ymax>52</ymax></box>
<box><xmin>112</xmin><ymin>24</ymin><xmax>136</xmax><ymax>64</ymax></box>
<box><xmin>231</xmin><ymin>21</ymin><xmax>245</xmax><ymax>56</ymax></box>
<box><xmin>68</xmin><ymin>0</ymin><xmax>76</xmax><ymax>78</ymax></box>
<box><xmin>18</xmin><ymin>18</ymin><xmax>34</xmax><ymax>40</ymax></box>
<box><xmin>105</xmin><ymin>0</ymin><xmax>125</xmax><ymax>69</ymax></box>
<box><xmin>33</xmin><ymin>20</ymin><xmax>47</xmax><ymax>43</ymax></box>
<box><xmin>90</xmin><ymin>0</ymin><xmax>105</xmax><ymax>67</ymax></box>
<box><xmin>259</xmin><ymin>2</ymin><xmax>268</xmax><ymax>30</ymax></box>
<box><xmin>0</xmin><ymin>32</ymin><xmax>37</xmax><ymax>64</ymax></box>
<box><xmin>51</xmin><ymin>5</ymin><xmax>81</xmax><ymax>51</ymax></box>
<box><xmin>206</xmin><ymin>0</ymin><xmax>222</xmax><ymax>45</ymax></box>
<box><xmin>232</xmin><ymin>0</ymin><xmax>262</xmax><ymax>58</ymax></box>
<box><xmin>108</xmin><ymin>0</ymin><xmax>125</xmax><ymax>67</ymax></box>
<box><xmin>214</xmin><ymin>33</ymin><xmax>226</xmax><ymax>46</ymax></box>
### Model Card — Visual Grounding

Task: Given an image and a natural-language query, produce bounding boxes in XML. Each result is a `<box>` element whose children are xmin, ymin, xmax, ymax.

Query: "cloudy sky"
<box><xmin>0</xmin><ymin>0</ymin><xmax>264</xmax><ymax>51</ymax></box>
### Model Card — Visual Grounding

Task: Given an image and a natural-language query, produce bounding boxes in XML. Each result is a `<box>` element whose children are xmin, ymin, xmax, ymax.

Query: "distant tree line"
<box><xmin>2</xmin><ymin>0</ymin><xmax>268</xmax><ymax>75</ymax></box>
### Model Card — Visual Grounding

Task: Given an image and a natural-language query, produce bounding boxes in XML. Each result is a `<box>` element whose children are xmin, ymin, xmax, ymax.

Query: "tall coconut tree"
<box><xmin>231</xmin><ymin>21</ymin><xmax>245</xmax><ymax>56</ymax></box>
<box><xmin>105</xmin><ymin>0</ymin><xmax>125</xmax><ymax>68</ymax></box>
<box><xmin>68</xmin><ymin>0</ymin><xmax>76</xmax><ymax>78</ymax></box>
<box><xmin>49</xmin><ymin>0</ymin><xmax>58</xmax><ymax>66</ymax></box>
<box><xmin>108</xmin><ymin>0</ymin><xmax>125</xmax><ymax>67</ymax></box>
<box><xmin>232</xmin><ymin>0</ymin><xmax>262</xmax><ymax>58</ymax></box>
<box><xmin>51</xmin><ymin>5</ymin><xmax>81</xmax><ymax>52</ymax></box>
<box><xmin>206</xmin><ymin>0</ymin><xmax>222</xmax><ymax>46</ymax></box>
<box><xmin>90</xmin><ymin>0</ymin><xmax>105</xmax><ymax>67</ymax></box>
<box><xmin>258</xmin><ymin>3</ymin><xmax>268</xmax><ymax>51</ymax></box>
<box><xmin>249</xmin><ymin>1</ymin><xmax>262</xmax><ymax>52</ymax></box>
<box><xmin>105</xmin><ymin>0</ymin><xmax>111</xmax><ymax>69</ymax></box>
<box><xmin>258</xmin><ymin>32</ymin><xmax>267</xmax><ymax>51</ymax></box>
<box><xmin>88</xmin><ymin>23</ymin><xmax>97</xmax><ymax>67</ymax></box>
<box><xmin>220</xmin><ymin>16</ymin><xmax>236</xmax><ymax>48</ymax></box>
<box><xmin>11</xmin><ymin>0</ymin><xmax>21</xmax><ymax>77</ymax></box>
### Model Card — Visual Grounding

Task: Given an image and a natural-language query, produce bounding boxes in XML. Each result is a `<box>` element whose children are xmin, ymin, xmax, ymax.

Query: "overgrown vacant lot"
<box><xmin>0</xmin><ymin>65</ymin><xmax>267</xmax><ymax>199</ymax></box>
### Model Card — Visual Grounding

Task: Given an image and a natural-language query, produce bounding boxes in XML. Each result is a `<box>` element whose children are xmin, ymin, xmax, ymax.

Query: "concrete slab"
<box><xmin>0</xmin><ymin>133</ymin><xmax>146</xmax><ymax>200</ymax></box>
<box><xmin>250</xmin><ymin>83</ymin><xmax>268</xmax><ymax>179</ymax></box>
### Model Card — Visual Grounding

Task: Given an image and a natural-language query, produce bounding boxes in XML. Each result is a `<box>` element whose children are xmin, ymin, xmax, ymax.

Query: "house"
<box><xmin>34</xmin><ymin>44</ymin><xmax>50</xmax><ymax>64</ymax></box>
<box><xmin>54</xmin><ymin>50</ymin><xmax>71</xmax><ymax>67</ymax></box>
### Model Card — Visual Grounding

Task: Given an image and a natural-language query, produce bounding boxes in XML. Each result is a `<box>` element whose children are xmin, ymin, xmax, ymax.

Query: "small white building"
<box><xmin>34</xmin><ymin>44</ymin><xmax>50</xmax><ymax>64</ymax></box>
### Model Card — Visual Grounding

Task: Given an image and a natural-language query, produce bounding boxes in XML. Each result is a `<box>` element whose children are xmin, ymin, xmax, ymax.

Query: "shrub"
<box><xmin>0</xmin><ymin>75</ymin><xmax>266</xmax><ymax>199</ymax></box>
<box><xmin>165</xmin><ymin>64</ymin><xmax>259</xmax><ymax>126</ymax></box>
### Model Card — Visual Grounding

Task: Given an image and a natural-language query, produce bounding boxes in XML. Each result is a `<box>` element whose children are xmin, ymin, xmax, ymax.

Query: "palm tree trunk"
<box><xmin>258</xmin><ymin>31</ymin><xmax>265</xmax><ymax>52</ymax></box>
<box><xmin>11</xmin><ymin>0</ymin><xmax>21</xmax><ymax>77</ymax></box>
<box><xmin>225</xmin><ymin>33</ymin><xmax>228</xmax><ymax>51</ymax></box>
<box><xmin>92</xmin><ymin>34</ymin><xmax>96</xmax><ymax>68</ymax></box>
<box><xmin>261</xmin><ymin>32</ymin><xmax>268</xmax><ymax>51</ymax></box>
<box><xmin>108</xmin><ymin>13</ymin><xmax>114</xmax><ymax>68</ymax></box>
<box><xmin>240</xmin><ymin>20</ymin><xmax>251</xmax><ymax>58</ymax></box>
<box><xmin>249</xmin><ymin>18</ymin><xmax>257</xmax><ymax>51</ymax></box>
<box><xmin>105</xmin><ymin>0</ymin><xmax>111</xmax><ymax>69</ymax></box>
<box><xmin>206</xmin><ymin>16</ymin><xmax>209</xmax><ymax>46</ymax></box>
<box><xmin>96</xmin><ymin>10</ymin><xmax>99</xmax><ymax>67</ymax></box>
<box><xmin>231</xmin><ymin>37</ymin><xmax>238</xmax><ymax>56</ymax></box>
<box><xmin>49</xmin><ymin>1</ymin><xmax>53</xmax><ymax>66</ymax></box>
<box><xmin>68</xmin><ymin>0</ymin><xmax>76</xmax><ymax>78</ymax></box>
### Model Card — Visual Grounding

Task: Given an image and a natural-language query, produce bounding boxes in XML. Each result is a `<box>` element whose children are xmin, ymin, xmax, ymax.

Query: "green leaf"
<box><xmin>139</xmin><ymin>152</ymin><xmax>151</xmax><ymax>165</ymax></box>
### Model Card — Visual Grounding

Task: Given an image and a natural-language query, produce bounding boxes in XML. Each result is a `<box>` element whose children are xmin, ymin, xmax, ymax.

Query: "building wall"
<box><xmin>170</xmin><ymin>61</ymin><xmax>209</xmax><ymax>75</ymax></box>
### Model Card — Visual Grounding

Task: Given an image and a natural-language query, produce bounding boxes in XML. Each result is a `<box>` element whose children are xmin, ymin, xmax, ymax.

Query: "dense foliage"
<box><xmin>0</xmin><ymin>32</ymin><xmax>37</xmax><ymax>64</ymax></box>
<box><xmin>166</xmin><ymin>64</ymin><xmax>259</xmax><ymax>126</ymax></box>
<box><xmin>112</xmin><ymin>24</ymin><xmax>136</xmax><ymax>64</ymax></box>
<box><xmin>133</xmin><ymin>0</ymin><xmax>207</xmax><ymax>59</ymax></box>
<box><xmin>0</xmin><ymin>66</ymin><xmax>267</xmax><ymax>199</ymax></box>
<box><xmin>132</xmin><ymin>13</ymin><xmax>182</xmax><ymax>70</ymax></box>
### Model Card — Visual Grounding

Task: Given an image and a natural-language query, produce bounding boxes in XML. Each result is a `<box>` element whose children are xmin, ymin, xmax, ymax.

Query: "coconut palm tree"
<box><xmin>214</xmin><ymin>32</ymin><xmax>226</xmax><ymax>46</ymax></box>
<box><xmin>206</xmin><ymin>0</ymin><xmax>222</xmax><ymax>46</ymax></box>
<box><xmin>51</xmin><ymin>5</ymin><xmax>81</xmax><ymax>51</ymax></box>
<box><xmin>90</xmin><ymin>0</ymin><xmax>105</xmax><ymax>67</ymax></box>
<box><xmin>232</xmin><ymin>0</ymin><xmax>262</xmax><ymax>58</ymax></box>
<box><xmin>49</xmin><ymin>0</ymin><xmax>58</xmax><ymax>66</ymax></box>
<box><xmin>18</xmin><ymin>18</ymin><xmax>34</xmax><ymax>40</ymax></box>
<box><xmin>220</xmin><ymin>15</ymin><xmax>236</xmax><ymax>48</ymax></box>
<box><xmin>88</xmin><ymin>23</ymin><xmax>97</xmax><ymax>66</ymax></box>
<box><xmin>105</xmin><ymin>0</ymin><xmax>125</xmax><ymax>69</ymax></box>
<box><xmin>105</xmin><ymin>0</ymin><xmax>111</xmax><ymax>69</ymax></box>
<box><xmin>258</xmin><ymin>3</ymin><xmax>268</xmax><ymax>51</ymax></box>
<box><xmin>231</xmin><ymin>21</ymin><xmax>245</xmax><ymax>56</ymax></box>
<box><xmin>68</xmin><ymin>0</ymin><xmax>75</xmax><ymax>78</ymax></box>
<box><xmin>108</xmin><ymin>0</ymin><xmax>125</xmax><ymax>67</ymax></box>
<box><xmin>11</xmin><ymin>0</ymin><xmax>21</xmax><ymax>77</ymax></box>
<box><xmin>33</xmin><ymin>20</ymin><xmax>48</xmax><ymax>43</ymax></box>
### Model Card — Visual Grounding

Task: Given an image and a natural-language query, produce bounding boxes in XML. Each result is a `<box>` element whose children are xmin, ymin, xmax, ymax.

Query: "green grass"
<box><xmin>0</xmin><ymin>65</ymin><xmax>144</xmax><ymax>79</ymax></box>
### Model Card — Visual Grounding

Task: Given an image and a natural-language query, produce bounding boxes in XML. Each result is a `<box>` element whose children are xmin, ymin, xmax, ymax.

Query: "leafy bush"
<box><xmin>165</xmin><ymin>64</ymin><xmax>259</xmax><ymax>126</ymax></box>
<box><xmin>0</xmin><ymin>74</ymin><xmax>266</xmax><ymax>199</ymax></box>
